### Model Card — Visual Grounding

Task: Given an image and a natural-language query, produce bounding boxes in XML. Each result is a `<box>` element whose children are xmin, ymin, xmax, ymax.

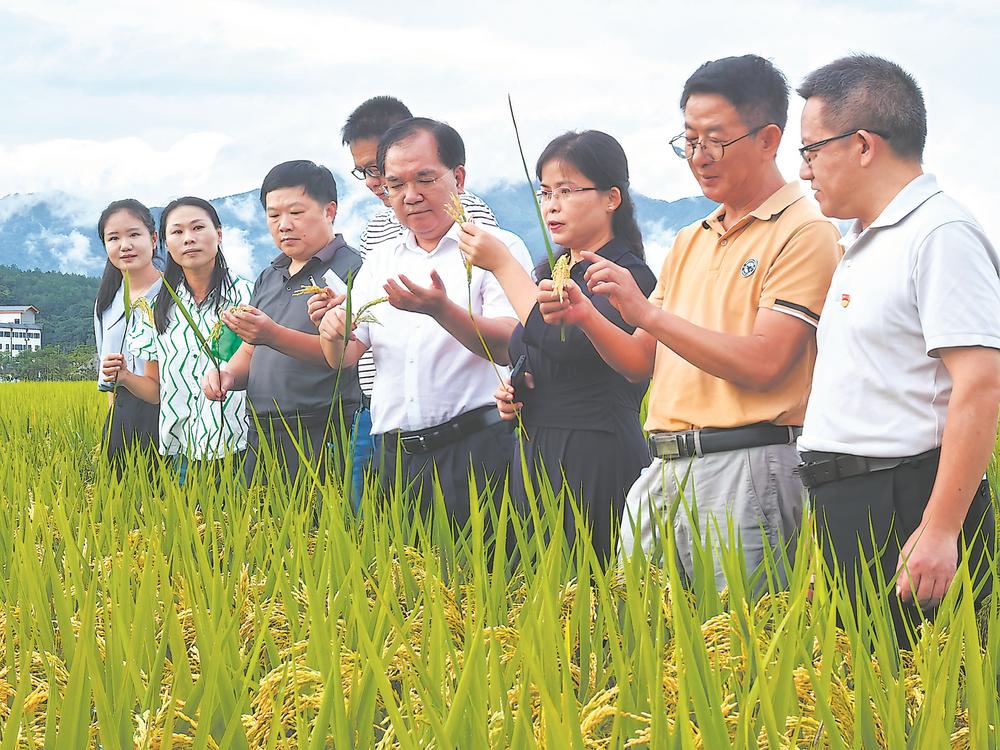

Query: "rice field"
<box><xmin>0</xmin><ymin>380</ymin><xmax>998</xmax><ymax>748</ymax></box>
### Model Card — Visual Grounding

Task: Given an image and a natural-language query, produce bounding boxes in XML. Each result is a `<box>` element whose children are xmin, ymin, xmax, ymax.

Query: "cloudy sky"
<box><xmin>2</xmin><ymin>0</ymin><xmax>998</xmax><ymax>239</ymax></box>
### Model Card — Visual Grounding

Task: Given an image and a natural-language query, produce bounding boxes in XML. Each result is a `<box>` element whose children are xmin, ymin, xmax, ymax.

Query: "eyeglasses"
<box><xmin>798</xmin><ymin>129</ymin><xmax>890</xmax><ymax>164</ymax></box>
<box><xmin>669</xmin><ymin>124</ymin><xmax>771</xmax><ymax>162</ymax></box>
<box><xmin>351</xmin><ymin>164</ymin><xmax>381</xmax><ymax>181</ymax></box>
<box><xmin>535</xmin><ymin>186</ymin><xmax>599</xmax><ymax>203</ymax></box>
<box><xmin>384</xmin><ymin>173</ymin><xmax>447</xmax><ymax>196</ymax></box>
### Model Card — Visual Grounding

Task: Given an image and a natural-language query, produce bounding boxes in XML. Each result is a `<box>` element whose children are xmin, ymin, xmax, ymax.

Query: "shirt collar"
<box><xmin>866</xmin><ymin>173</ymin><xmax>940</xmax><ymax>230</ymax></box>
<box><xmin>402</xmin><ymin>223</ymin><xmax>461</xmax><ymax>256</ymax></box>
<box><xmin>269</xmin><ymin>234</ymin><xmax>347</xmax><ymax>272</ymax></box>
<box><xmin>838</xmin><ymin>174</ymin><xmax>939</xmax><ymax>252</ymax></box>
<box><xmin>703</xmin><ymin>181</ymin><xmax>803</xmax><ymax>234</ymax></box>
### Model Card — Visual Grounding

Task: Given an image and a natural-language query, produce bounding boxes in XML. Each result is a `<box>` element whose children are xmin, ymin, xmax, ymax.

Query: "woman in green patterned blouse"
<box><xmin>129</xmin><ymin>197</ymin><xmax>253</xmax><ymax>480</ymax></box>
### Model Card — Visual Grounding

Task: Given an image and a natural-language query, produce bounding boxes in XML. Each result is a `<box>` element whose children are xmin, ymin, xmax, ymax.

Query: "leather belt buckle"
<box><xmin>400</xmin><ymin>433</ymin><xmax>428</xmax><ymax>455</ymax></box>
<box><xmin>651</xmin><ymin>433</ymin><xmax>683</xmax><ymax>459</ymax></box>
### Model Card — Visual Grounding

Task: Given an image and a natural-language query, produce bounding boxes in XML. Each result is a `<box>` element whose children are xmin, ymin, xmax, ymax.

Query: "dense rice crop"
<box><xmin>0</xmin><ymin>381</ymin><xmax>997</xmax><ymax>748</ymax></box>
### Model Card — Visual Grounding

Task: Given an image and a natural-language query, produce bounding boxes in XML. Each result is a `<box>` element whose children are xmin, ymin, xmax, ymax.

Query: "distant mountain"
<box><xmin>0</xmin><ymin>176</ymin><xmax>714</xmax><ymax>280</ymax></box>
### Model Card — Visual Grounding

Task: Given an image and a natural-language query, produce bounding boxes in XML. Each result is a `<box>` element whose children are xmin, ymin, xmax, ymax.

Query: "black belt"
<box><xmin>385</xmin><ymin>405</ymin><xmax>504</xmax><ymax>455</ymax></box>
<box><xmin>798</xmin><ymin>447</ymin><xmax>940</xmax><ymax>489</ymax></box>
<box><xmin>649</xmin><ymin>422</ymin><xmax>800</xmax><ymax>460</ymax></box>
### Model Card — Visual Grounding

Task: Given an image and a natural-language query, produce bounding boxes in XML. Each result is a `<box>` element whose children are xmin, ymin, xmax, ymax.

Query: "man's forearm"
<box><xmin>637</xmin><ymin>305</ymin><xmax>799</xmax><ymax>391</ymax></box>
<box><xmin>266</xmin><ymin>325</ymin><xmax>331</xmax><ymax>366</ymax></box>
<box><xmin>433</xmin><ymin>300</ymin><xmax>515</xmax><ymax>365</ymax></box>
<box><xmin>923</xmin><ymin>387</ymin><xmax>1000</xmax><ymax>535</ymax></box>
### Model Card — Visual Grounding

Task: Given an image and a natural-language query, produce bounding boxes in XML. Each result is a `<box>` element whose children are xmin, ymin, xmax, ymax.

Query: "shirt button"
<box><xmin>720</xmin><ymin>239</ymin><xmax>728</xmax><ymax>246</ymax></box>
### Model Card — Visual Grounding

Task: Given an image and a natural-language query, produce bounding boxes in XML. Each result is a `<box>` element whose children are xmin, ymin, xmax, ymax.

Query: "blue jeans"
<box><xmin>349</xmin><ymin>405</ymin><xmax>375</xmax><ymax>510</ymax></box>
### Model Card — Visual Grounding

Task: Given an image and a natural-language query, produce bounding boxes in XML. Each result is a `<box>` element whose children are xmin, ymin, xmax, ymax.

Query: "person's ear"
<box><xmin>607</xmin><ymin>186</ymin><xmax>622</xmax><ymax>212</ymax></box>
<box><xmin>858</xmin><ymin>130</ymin><xmax>880</xmax><ymax>168</ymax></box>
<box><xmin>325</xmin><ymin>201</ymin><xmax>337</xmax><ymax>224</ymax></box>
<box><xmin>454</xmin><ymin>164</ymin><xmax>467</xmax><ymax>193</ymax></box>
<box><xmin>758</xmin><ymin>123</ymin><xmax>783</xmax><ymax>158</ymax></box>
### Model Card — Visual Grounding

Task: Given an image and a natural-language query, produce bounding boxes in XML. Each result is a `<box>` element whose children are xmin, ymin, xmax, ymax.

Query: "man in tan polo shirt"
<box><xmin>539</xmin><ymin>54</ymin><xmax>841</xmax><ymax>589</ymax></box>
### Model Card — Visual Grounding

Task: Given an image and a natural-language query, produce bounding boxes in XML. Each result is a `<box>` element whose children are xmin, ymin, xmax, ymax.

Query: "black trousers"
<box><xmin>244</xmin><ymin>405</ymin><xmax>355</xmax><ymax>487</ymax></box>
<box><xmin>376</xmin><ymin>420</ymin><xmax>514</xmax><ymax>529</ymax></box>
<box><xmin>809</xmin><ymin>451</ymin><xmax>995</xmax><ymax>646</ymax></box>
<box><xmin>102</xmin><ymin>388</ymin><xmax>159</xmax><ymax>476</ymax></box>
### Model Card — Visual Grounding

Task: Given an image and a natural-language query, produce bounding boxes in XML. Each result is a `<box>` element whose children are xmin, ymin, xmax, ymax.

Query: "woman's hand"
<box><xmin>457</xmin><ymin>222</ymin><xmax>511</xmax><ymax>273</ymax></box>
<box><xmin>494</xmin><ymin>372</ymin><xmax>535</xmax><ymax>420</ymax></box>
<box><xmin>538</xmin><ymin>279</ymin><xmax>595</xmax><ymax>327</ymax></box>
<box><xmin>494</xmin><ymin>379</ymin><xmax>521</xmax><ymax>421</ymax></box>
<box><xmin>101</xmin><ymin>353</ymin><xmax>130</xmax><ymax>384</ymax></box>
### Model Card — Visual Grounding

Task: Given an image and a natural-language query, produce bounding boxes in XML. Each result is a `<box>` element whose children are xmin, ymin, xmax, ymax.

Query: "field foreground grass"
<box><xmin>0</xmin><ymin>381</ymin><xmax>998</xmax><ymax>748</ymax></box>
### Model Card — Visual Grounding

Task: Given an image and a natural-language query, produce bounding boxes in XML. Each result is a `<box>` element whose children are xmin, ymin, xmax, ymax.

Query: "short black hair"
<box><xmin>259</xmin><ymin>160</ymin><xmax>337</xmax><ymax>209</ymax></box>
<box><xmin>341</xmin><ymin>96</ymin><xmax>412</xmax><ymax>146</ymax></box>
<box><xmin>797</xmin><ymin>54</ymin><xmax>926</xmax><ymax>161</ymax></box>
<box><xmin>376</xmin><ymin>117</ymin><xmax>466</xmax><ymax>175</ymax></box>
<box><xmin>680</xmin><ymin>54</ymin><xmax>789</xmax><ymax>131</ymax></box>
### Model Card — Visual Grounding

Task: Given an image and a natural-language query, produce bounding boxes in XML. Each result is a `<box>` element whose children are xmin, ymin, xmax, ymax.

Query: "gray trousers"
<box><xmin>619</xmin><ymin>443</ymin><xmax>805</xmax><ymax>591</ymax></box>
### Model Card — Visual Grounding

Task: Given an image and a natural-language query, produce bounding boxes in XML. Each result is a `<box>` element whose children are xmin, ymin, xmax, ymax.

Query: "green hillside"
<box><xmin>0</xmin><ymin>265</ymin><xmax>100</xmax><ymax>350</ymax></box>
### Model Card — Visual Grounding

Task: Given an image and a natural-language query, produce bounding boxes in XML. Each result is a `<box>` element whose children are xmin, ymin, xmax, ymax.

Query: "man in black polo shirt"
<box><xmin>204</xmin><ymin>160</ymin><xmax>362</xmax><ymax>484</ymax></box>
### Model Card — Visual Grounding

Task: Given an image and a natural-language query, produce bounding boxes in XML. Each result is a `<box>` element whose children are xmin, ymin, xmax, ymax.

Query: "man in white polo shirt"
<box><xmin>796</xmin><ymin>55</ymin><xmax>1000</xmax><ymax>644</ymax></box>
<box><xmin>314</xmin><ymin>117</ymin><xmax>532</xmax><ymax>525</ymax></box>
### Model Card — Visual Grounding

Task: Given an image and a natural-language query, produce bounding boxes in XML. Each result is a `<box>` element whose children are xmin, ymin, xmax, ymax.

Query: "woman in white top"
<box><xmin>94</xmin><ymin>199</ymin><xmax>162</xmax><ymax>471</ymax></box>
<box><xmin>126</xmin><ymin>197</ymin><xmax>252</xmax><ymax>480</ymax></box>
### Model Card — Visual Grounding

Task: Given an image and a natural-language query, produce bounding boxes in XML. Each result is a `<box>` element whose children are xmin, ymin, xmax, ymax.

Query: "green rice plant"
<box><xmin>0</xmin><ymin>381</ymin><xmax>998</xmax><ymax>747</ymax></box>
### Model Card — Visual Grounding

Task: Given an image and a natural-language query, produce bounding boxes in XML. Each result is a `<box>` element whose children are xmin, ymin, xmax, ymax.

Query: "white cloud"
<box><xmin>25</xmin><ymin>229</ymin><xmax>105</xmax><ymax>274</ymax></box>
<box><xmin>220</xmin><ymin>226</ymin><xmax>255</xmax><ymax>280</ymax></box>
<box><xmin>0</xmin><ymin>0</ymin><xmax>997</xmax><ymax>242</ymax></box>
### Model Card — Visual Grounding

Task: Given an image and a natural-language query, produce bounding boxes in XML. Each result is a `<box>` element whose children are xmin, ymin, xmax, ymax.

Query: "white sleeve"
<box><xmin>480</xmin><ymin>230</ymin><xmax>533</xmax><ymax>319</ymax></box>
<box><xmin>915</xmin><ymin>221</ymin><xmax>1000</xmax><ymax>355</ymax></box>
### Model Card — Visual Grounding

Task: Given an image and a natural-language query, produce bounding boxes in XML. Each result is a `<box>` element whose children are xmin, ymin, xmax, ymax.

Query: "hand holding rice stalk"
<box><xmin>508</xmin><ymin>95</ymin><xmax>566</xmax><ymax>342</ymax></box>
<box><xmin>444</xmin><ymin>191</ymin><xmax>527</xmax><ymax>437</ymax></box>
<box><xmin>159</xmin><ymin>274</ymin><xmax>231</xmax><ymax>459</ymax></box>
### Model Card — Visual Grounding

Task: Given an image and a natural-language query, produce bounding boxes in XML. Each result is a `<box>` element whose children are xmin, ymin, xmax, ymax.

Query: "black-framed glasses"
<box><xmin>798</xmin><ymin>129</ymin><xmax>890</xmax><ymax>164</ymax></box>
<box><xmin>669</xmin><ymin>124</ymin><xmax>772</xmax><ymax>162</ymax></box>
<box><xmin>351</xmin><ymin>164</ymin><xmax>381</xmax><ymax>180</ymax></box>
<box><xmin>536</xmin><ymin>186</ymin><xmax>599</xmax><ymax>203</ymax></box>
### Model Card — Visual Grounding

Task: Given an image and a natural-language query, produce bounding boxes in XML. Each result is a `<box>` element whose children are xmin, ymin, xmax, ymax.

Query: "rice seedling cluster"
<box><xmin>0</xmin><ymin>381</ymin><xmax>997</xmax><ymax>748</ymax></box>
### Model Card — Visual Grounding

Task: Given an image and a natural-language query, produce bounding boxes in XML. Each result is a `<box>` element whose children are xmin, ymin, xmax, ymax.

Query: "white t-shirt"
<box><xmin>350</xmin><ymin>222</ymin><xmax>532</xmax><ymax>434</ymax></box>
<box><xmin>799</xmin><ymin>174</ymin><xmax>1000</xmax><ymax>457</ymax></box>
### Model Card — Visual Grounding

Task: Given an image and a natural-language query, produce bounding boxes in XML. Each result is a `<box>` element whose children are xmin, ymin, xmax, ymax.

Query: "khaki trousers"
<box><xmin>619</xmin><ymin>443</ymin><xmax>805</xmax><ymax>591</ymax></box>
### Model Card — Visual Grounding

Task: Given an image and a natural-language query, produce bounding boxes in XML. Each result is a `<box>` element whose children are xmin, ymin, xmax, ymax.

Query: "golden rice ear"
<box><xmin>552</xmin><ymin>254</ymin><xmax>572</xmax><ymax>304</ymax></box>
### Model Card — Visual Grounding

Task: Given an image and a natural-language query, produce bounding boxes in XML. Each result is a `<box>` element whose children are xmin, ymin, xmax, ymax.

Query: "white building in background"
<box><xmin>0</xmin><ymin>306</ymin><xmax>43</xmax><ymax>355</ymax></box>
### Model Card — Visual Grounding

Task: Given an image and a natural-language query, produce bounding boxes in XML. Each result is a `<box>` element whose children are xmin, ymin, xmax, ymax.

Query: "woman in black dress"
<box><xmin>458</xmin><ymin>130</ymin><xmax>655</xmax><ymax>561</ymax></box>
<box><xmin>94</xmin><ymin>199</ymin><xmax>162</xmax><ymax>472</ymax></box>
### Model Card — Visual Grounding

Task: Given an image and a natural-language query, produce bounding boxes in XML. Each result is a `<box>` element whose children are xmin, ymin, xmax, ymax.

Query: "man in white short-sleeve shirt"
<box><xmin>338</xmin><ymin>95</ymin><xmax>499</xmax><ymax>505</ymax></box>
<box><xmin>315</xmin><ymin>117</ymin><xmax>532</xmax><ymax>524</ymax></box>
<box><xmin>795</xmin><ymin>55</ymin><xmax>1000</xmax><ymax>645</ymax></box>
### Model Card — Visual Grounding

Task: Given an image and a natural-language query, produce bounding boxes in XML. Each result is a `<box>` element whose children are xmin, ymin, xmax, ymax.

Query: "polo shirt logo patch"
<box><xmin>740</xmin><ymin>258</ymin><xmax>758</xmax><ymax>278</ymax></box>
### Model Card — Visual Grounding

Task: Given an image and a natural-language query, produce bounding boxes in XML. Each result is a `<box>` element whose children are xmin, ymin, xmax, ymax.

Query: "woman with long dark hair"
<box><xmin>94</xmin><ymin>199</ymin><xmax>162</xmax><ymax>469</ymax></box>
<box><xmin>128</xmin><ymin>197</ymin><xmax>253</xmax><ymax>477</ymax></box>
<box><xmin>458</xmin><ymin>130</ymin><xmax>656</xmax><ymax>561</ymax></box>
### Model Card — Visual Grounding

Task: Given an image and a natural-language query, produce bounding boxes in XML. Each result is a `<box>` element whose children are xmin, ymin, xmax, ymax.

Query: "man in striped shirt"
<box><xmin>340</xmin><ymin>96</ymin><xmax>497</xmax><ymax>502</ymax></box>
